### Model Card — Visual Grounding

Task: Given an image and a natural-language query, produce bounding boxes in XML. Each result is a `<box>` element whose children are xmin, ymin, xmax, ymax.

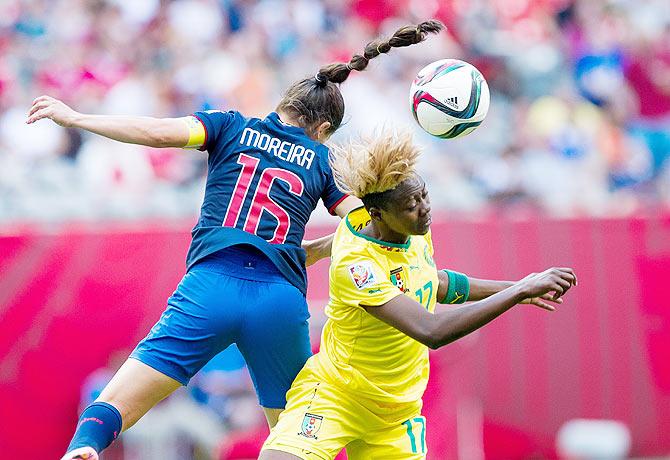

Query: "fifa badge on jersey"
<box><xmin>390</xmin><ymin>267</ymin><xmax>409</xmax><ymax>293</ymax></box>
<box><xmin>299</xmin><ymin>413</ymin><xmax>323</xmax><ymax>439</ymax></box>
<box><xmin>348</xmin><ymin>261</ymin><xmax>377</xmax><ymax>290</ymax></box>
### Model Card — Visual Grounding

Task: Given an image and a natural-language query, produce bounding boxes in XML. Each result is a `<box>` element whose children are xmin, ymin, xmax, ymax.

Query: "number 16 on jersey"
<box><xmin>223</xmin><ymin>153</ymin><xmax>305</xmax><ymax>244</ymax></box>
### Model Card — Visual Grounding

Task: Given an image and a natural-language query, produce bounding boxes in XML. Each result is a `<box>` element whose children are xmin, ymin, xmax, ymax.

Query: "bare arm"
<box><xmin>302</xmin><ymin>233</ymin><xmax>336</xmax><ymax>267</ymax></box>
<box><xmin>464</xmin><ymin>277</ymin><xmax>513</xmax><ymax>301</ymax></box>
<box><xmin>436</xmin><ymin>271</ymin><xmax>565</xmax><ymax>311</ymax></box>
<box><xmin>365</xmin><ymin>267</ymin><xmax>577</xmax><ymax>349</ymax></box>
<box><xmin>26</xmin><ymin>95</ymin><xmax>193</xmax><ymax>148</ymax></box>
<box><xmin>302</xmin><ymin>196</ymin><xmax>363</xmax><ymax>265</ymax></box>
<box><xmin>332</xmin><ymin>196</ymin><xmax>362</xmax><ymax>218</ymax></box>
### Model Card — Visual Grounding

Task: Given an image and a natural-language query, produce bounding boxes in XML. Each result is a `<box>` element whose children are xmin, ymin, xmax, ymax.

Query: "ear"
<box><xmin>368</xmin><ymin>206</ymin><xmax>383</xmax><ymax>222</ymax></box>
<box><xmin>315</xmin><ymin>121</ymin><xmax>332</xmax><ymax>142</ymax></box>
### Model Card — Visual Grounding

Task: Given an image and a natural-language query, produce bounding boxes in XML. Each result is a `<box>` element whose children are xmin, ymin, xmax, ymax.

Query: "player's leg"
<box><xmin>260</xmin><ymin>376</ymin><xmax>359</xmax><ymax>460</ymax></box>
<box><xmin>62</xmin><ymin>359</ymin><xmax>182</xmax><ymax>460</ymax></box>
<box><xmin>346</xmin><ymin>413</ymin><xmax>428</xmax><ymax>460</ymax></box>
<box><xmin>263</xmin><ymin>408</ymin><xmax>284</xmax><ymax>428</ymax></box>
<box><xmin>97</xmin><ymin>358</ymin><xmax>182</xmax><ymax>430</ymax></box>
<box><xmin>62</xmin><ymin>264</ymin><xmax>242</xmax><ymax>459</ymax></box>
<box><xmin>236</xmin><ymin>277</ymin><xmax>312</xmax><ymax>425</ymax></box>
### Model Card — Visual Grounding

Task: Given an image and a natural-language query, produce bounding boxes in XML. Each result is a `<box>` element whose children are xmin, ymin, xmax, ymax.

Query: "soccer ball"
<box><xmin>410</xmin><ymin>59</ymin><xmax>490</xmax><ymax>139</ymax></box>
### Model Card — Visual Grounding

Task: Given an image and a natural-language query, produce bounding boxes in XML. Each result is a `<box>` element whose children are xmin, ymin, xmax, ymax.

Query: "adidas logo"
<box><xmin>444</xmin><ymin>96</ymin><xmax>458</xmax><ymax>109</ymax></box>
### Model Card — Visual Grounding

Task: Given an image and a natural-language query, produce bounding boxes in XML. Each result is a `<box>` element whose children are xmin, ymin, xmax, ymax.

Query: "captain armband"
<box><xmin>439</xmin><ymin>270</ymin><xmax>470</xmax><ymax>304</ymax></box>
<box><xmin>182</xmin><ymin>116</ymin><xmax>206</xmax><ymax>149</ymax></box>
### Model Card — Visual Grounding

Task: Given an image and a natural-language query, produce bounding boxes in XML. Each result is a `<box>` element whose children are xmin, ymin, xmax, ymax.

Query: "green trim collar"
<box><xmin>345</xmin><ymin>207</ymin><xmax>412</xmax><ymax>250</ymax></box>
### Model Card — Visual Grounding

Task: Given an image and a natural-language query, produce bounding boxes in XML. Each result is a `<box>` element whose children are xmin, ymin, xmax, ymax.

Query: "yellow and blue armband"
<box><xmin>182</xmin><ymin>116</ymin><xmax>206</xmax><ymax>149</ymax></box>
<box><xmin>439</xmin><ymin>270</ymin><xmax>470</xmax><ymax>304</ymax></box>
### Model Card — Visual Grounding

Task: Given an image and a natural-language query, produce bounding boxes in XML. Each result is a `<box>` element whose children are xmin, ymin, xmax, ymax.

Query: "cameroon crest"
<box><xmin>299</xmin><ymin>413</ymin><xmax>323</xmax><ymax>439</ymax></box>
<box><xmin>390</xmin><ymin>267</ymin><xmax>409</xmax><ymax>293</ymax></box>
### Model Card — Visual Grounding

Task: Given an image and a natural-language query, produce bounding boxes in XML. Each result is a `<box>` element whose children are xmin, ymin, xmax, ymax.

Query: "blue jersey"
<box><xmin>185</xmin><ymin>110</ymin><xmax>347</xmax><ymax>295</ymax></box>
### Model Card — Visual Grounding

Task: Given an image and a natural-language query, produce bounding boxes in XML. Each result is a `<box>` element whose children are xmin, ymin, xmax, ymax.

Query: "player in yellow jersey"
<box><xmin>260</xmin><ymin>131</ymin><xmax>577</xmax><ymax>460</ymax></box>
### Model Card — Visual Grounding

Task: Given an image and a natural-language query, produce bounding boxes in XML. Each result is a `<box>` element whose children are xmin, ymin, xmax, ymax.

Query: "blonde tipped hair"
<box><xmin>330</xmin><ymin>129</ymin><xmax>421</xmax><ymax>199</ymax></box>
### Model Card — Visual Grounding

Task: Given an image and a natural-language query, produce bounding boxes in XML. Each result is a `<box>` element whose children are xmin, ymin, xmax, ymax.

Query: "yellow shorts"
<box><xmin>262</xmin><ymin>373</ymin><xmax>427</xmax><ymax>460</ymax></box>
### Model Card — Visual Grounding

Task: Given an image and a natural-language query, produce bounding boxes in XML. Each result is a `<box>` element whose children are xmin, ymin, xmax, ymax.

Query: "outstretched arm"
<box><xmin>26</xmin><ymin>95</ymin><xmax>200</xmax><ymax>149</ymax></box>
<box><xmin>436</xmin><ymin>270</ymin><xmax>564</xmax><ymax>311</ymax></box>
<box><xmin>365</xmin><ymin>267</ymin><xmax>577</xmax><ymax>349</ymax></box>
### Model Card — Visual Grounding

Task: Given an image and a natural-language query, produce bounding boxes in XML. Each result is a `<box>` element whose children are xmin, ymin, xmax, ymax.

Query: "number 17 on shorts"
<box><xmin>346</xmin><ymin>414</ymin><xmax>428</xmax><ymax>459</ymax></box>
<box><xmin>402</xmin><ymin>416</ymin><xmax>426</xmax><ymax>455</ymax></box>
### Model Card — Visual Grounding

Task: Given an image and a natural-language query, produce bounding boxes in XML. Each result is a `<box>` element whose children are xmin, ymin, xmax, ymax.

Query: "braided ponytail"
<box><xmin>277</xmin><ymin>19</ymin><xmax>443</xmax><ymax>139</ymax></box>
<box><xmin>315</xmin><ymin>19</ymin><xmax>444</xmax><ymax>84</ymax></box>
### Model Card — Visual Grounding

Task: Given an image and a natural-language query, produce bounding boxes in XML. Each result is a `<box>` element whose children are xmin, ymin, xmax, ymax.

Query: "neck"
<box><xmin>276</xmin><ymin>109</ymin><xmax>302</xmax><ymax>129</ymax></box>
<box><xmin>361</xmin><ymin>221</ymin><xmax>410</xmax><ymax>245</ymax></box>
<box><xmin>276</xmin><ymin>109</ymin><xmax>321</xmax><ymax>141</ymax></box>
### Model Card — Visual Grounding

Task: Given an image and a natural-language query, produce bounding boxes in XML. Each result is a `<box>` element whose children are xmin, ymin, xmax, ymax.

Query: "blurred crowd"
<box><xmin>1</xmin><ymin>0</ymin><xmax>670</xmax><ymax>222</ymax></box>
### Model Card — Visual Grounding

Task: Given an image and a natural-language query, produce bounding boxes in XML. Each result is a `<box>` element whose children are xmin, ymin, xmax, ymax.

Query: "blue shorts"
<box><xmin>130</xmin><ymin>246</ymin><xmax>312</xmax><ymax>409</ymax></box>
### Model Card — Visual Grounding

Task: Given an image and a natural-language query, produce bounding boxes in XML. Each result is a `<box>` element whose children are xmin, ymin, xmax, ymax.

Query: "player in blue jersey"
<box><xmin>27</xmin><ymin>20</ymin><xmax>444</xmax><ymax>460</ymax></box>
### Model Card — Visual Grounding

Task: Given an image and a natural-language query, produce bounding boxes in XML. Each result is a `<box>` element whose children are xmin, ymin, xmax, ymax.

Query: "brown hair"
<box><xmin>276</xmin><ymin>20</ymin><xmax>444</xmax><ymax>138</ymax></box>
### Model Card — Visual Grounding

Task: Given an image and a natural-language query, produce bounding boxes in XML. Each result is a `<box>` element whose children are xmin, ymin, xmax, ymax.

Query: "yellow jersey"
<box><xmin>305</xmin><ymin>206</ymin><xmax>438</xmax><ymax>412</ymax></box>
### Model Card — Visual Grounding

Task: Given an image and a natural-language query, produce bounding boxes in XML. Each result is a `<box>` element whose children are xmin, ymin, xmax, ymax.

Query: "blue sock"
<box><xmin>67</xmin><ymin>402</ymin><xmax>122</xmax><ymax>454</ymax></box>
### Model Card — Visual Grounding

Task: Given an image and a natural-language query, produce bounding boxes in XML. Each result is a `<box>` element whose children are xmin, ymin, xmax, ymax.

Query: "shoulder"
<box><xmin>332</xmin><ymin>246</ymin><xmax>385</xmax><ymax>293</ymax></box>
<box><xmin>315</xmin><ymin>142</ymin><xmax>330</xmax><ymax>161</ymax></box>
<box><xmin>331</xmin><ymin>209</ymin><xmax>368</xmax><ymax>253</ymax></box>
<box><xmin>332</xmin><ymin>227</ymin><xmax>386</xmax><ymax>286</ymax></box>
<box><xmin>332</xmin><ymin>218</ymin><xmax>376</xmax><ymax>268</ymax></box>
<box><xmin>193</xmin><ymin>109</ymin><xmax>247</xmax><ymax>129</ymax></box>
<box><xmin>330</xmin><ymin>238</ymin><xmax>401</xmax><ymax>306</ymax></box>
